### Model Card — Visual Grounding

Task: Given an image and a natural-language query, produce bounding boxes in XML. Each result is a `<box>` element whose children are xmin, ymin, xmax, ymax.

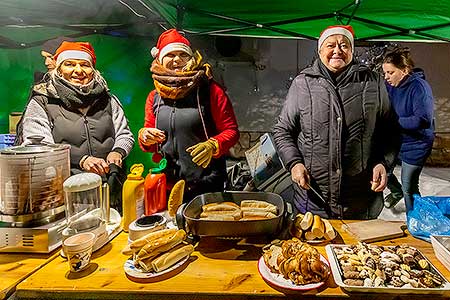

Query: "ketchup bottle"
<box><xmin>144</xmin><ymin>153</ymin><xmax>167</xmax><ymax>215</ymax></box>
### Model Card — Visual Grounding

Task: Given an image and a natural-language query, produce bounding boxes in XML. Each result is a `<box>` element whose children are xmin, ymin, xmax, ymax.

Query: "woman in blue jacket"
<box><xmin>382</xmin><ymin>48</ymin><xmax>435</xmax><ymax>212</ymax></box>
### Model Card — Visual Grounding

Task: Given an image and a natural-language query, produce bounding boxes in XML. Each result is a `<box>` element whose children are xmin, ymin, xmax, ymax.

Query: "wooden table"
<box><xmin>14</xmin><ymin>220</ymin><xmax>450</xmax><ymax>300</ymax></box>
<box><xmin>0</xmin><ymin>250</ymin><xmax>59</xmax><ymax>299</ymax></box>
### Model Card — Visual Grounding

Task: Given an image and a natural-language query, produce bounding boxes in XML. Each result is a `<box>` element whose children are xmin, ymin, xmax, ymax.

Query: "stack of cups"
<box><xmin>63</xmin><ymin>232</ymin><xmax>96</xmax><ymax>272</ymax></box>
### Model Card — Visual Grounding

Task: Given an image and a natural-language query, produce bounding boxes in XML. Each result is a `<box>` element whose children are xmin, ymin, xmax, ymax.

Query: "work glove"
<box><xmin>138</xmin><ymin>127</ymin><xmax>166</xmax><ymax>146</ymax></box>
<box><xmin>186</xmin><ymin>139</ymin><xmax>219</xmax><ymax>168</ymax></box>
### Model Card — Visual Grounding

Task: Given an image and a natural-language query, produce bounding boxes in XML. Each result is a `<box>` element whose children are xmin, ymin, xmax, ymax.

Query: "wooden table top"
<box><xmin>0</xmin><ymin>250</ymin><xmax>59</xmax><ymax>299</ymax></box>
<box><xmin>14</xmin><ymin>220</ymin><xmax>450</xmax><ymax>300</ymax></box>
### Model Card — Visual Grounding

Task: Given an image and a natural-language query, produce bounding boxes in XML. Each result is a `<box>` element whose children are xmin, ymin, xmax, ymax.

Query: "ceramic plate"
<box><xmin>257</xmin><ymin>254</ymin><xmax>329</xmax><ymax>291</ymax></box>
<box><xmin>124</xmin><ymin>255</ymin><xmax>189</xmax><ymax>279</ymax></box>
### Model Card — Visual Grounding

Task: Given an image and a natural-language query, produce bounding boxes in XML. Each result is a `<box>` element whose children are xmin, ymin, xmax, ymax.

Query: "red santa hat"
<box><xmin>318</xmin><ymin>25</ymin><xmax>354</xmax><ymax>52</ymax></box>
<box><xmin>54</xmin><ymin>41</ymin><xmax>96</xmax><ymax>67</ymax></box>
<box><xmin>151</xmin><ymin>29</ymin><xmax>193</xmax><ymax>62</ymax></box>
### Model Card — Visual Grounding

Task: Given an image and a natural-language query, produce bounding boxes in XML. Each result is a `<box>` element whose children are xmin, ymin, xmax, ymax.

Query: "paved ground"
<box><xmin>379</xmin><ymin>166</ymin><xmax>450</xmax><ymax>221</ymax></box>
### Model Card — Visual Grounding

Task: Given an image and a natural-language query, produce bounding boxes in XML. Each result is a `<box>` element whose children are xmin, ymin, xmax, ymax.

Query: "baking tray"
<box><xmin>325</xmin><ymin>244</ymin><xmax>450</xmax><ymax>295</ymax></box>
<box><xmin>176</xmin><ymin>191</ymin><xmax>285</xmax><ymax>237</ymax></box>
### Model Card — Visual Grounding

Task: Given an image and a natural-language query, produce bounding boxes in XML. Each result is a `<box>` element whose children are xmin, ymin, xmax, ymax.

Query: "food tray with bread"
<box><xmin>325</xmin><ymin>243</ymin><xmax>450</xmax><ymax>294</ymax></box>
<box><xmin>122</xmin><ymin>228</ymin><xmax>194</xmax><ymax>281</ymax></box>
<box><xmin>176</xmin><ymin>191</ymin><xmax>285</xmax><ymax>237</ymax></box>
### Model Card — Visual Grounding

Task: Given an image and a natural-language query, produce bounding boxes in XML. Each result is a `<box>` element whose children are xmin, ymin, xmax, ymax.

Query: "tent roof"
<box><xmin>147</xmin><ymin>0</ymin><xmax>450</xmax><ymax>42</ymax></box>
<box><xmin>0</xmin><ymin>0</ymin><xmax>449</xmax><ymax>49</ymax></box>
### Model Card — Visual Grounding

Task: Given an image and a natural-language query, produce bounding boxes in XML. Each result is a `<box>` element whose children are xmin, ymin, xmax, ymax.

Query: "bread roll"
<box><xmin>322</xmin><ymin>219</ymin><xmax>336</xmax><ymax>240</ymax></box>
<box><xmin>200</xmin><ymin>215</ymin><xmax>235</xmax><ymax>221</ymax></box>
<box><xmin>122</xmin><ymin>244</ymin><xmax>133</xmax><ymax>256</ymax></box>
<box><xmin>202</xmin><ymin>202</ymin><xmax>239</xmax><ymax>212</ymax></box>
<box><xmin>293</xmin><ymin>213</ymin><xmax>304</xmax><ymax>229</ymax></box>
<box><xmin>242</xmin><ymin>210</ymin><xmax>277</xmax><ymax>219</ymax></box>
<box><xmin>130</xmin><ymin>228</ymin><xmax>177</xmax><ymax>251</ymax></box>
<box><xmin>152</xmin><ymin>244</ymin><xmax>194</xmax><ymax>272</ymax></box>
<box><xmin>300</xmin><ymin>212</ymin><xmax>313</xmax><ymax>230</ymax></box>
<box><xmin>240</xmin><ymin>200</ymin><xmax>277</xmax><ymax>210</ymax></box>
<box><xmin>304</xmin><ymin>230</ymin><xmax>316</xmax><ymax>241</ymax></box>
<box><xmin>168</xmin><ymin>180</ymin><xmax>185</xmax><ymax>217</ymax></box>
<box><xmin>239</xmin><ymin>216</ymin><xmax>267</xmax><ymax>221</ymax></box>
<box><xmin>311</xmin><ymin>215</ymin><xmax>324</xmax><ymax>238</ymax></box>
<box><xmin>241</xmin><ymin>206</ymin><xmax>278</xmax><ymax>215</ymax></box>
<box><xmin>136</xmin><ymin>229</ymin><xmax>186</xmax><ymax>261</ymax></box>
<box><xmin>200</xmin><ymin>210</ymin><xmax>241</xmax><ymax>220</ymax></box>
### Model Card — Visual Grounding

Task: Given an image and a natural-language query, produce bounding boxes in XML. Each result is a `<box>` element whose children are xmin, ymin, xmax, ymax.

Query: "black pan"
<box><xmin>176</xmin><ymin>191</ymin><xmax>285</xmax><ymax>237</ymax></box>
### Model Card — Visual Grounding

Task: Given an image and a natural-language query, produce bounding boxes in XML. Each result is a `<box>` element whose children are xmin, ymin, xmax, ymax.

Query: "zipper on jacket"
<box><xmin>83</xmin><ymin>115</ymin><xmax>93</xmax><ymax>156</ymax></box>
<box><xmin>170</xmin><ymin>106</ymin><xmax>177</xmax><ymax>158</ymax></box>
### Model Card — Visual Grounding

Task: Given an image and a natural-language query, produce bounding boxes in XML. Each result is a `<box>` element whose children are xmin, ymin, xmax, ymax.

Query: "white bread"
<box><xmin>151</xmin><ymin>244</ymin><xmax>194</xmax><ymax>272</ymax></box>
<box><xmin>130</xmin><ymin>228</ymin><xmax>177</xmax><ymax>251</ymax></box>
<box><xmin>136</xmin><ymin>229</ymin><xmax>186</xmax><ymax>261</ymax></box>
<box><xmin>300</xmin><ymin>212</ymin><xmax>314</xmax><ymax>230</ymax></box>
<box><xmin>242</xmin><ymin>210</ymin><xmax>277</xmax><ymax>219</ymax></box>
<box><xmin>322</xmin><ymin>218</ymin><xmax>336</xmax><ymax>240</ymax></box>
<box><xmin>202</xmin><ymin>202</ymin><xmax>239</xmax><ymax>212</ymax></box>
<box><xmin>311</xmin><ymin>215</ymin><xmax>324</xmax><ymax>238</ymax></box>
<box><xmin>304</xmin><ymin>230</ymin><xmax>317</xmax><ymax>241</ymax></box>
<box><xmin>241</xmin><ymin>206</ymin><xmax>278</xmax><ymax>215</ymax></box>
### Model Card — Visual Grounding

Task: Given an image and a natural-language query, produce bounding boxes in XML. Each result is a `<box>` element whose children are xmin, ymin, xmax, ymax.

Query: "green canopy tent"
<box><xmin>146</xmin><ymin>0</ymin><xmax>450</xmax><ymax>42</ymax></box>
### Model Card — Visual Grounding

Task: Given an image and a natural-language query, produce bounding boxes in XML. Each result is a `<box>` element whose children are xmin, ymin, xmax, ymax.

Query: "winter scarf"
<box><xmin>151</xmin><ymin>50</ymin><xmax>213</xmax><ymax>100</ymax></box>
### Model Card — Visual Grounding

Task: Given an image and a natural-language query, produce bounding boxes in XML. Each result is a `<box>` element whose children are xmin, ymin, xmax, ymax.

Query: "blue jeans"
<box><xmin>387</xmin><ymin>161</ymin><xmax>423</xmax><ymax>212</ymax></box>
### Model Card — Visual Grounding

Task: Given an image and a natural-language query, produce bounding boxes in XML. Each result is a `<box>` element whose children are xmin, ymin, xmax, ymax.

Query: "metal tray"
<box><xmin>176</xmin><ymin>191</ymin><xmax>285</xmax><ymax>237</ymax></box>
<box><xmin>325</xmin><ymin>244</ymin><xmax>450</xmax><ymax>294</ymax></box>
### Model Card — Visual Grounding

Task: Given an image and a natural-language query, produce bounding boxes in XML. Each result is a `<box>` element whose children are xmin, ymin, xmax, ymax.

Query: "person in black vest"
<box><xmin>138</xmin><ymin>29</ymin><xmax>239</xmax><ymax>202</ymax></box>
<box><xmin>20</xmin><ymin>42</ymin><xmax>134</xmax><ymax>210</ymax></box>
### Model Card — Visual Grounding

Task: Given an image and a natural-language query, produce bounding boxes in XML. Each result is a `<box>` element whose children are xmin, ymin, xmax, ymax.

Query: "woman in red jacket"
<box><xmin>139</xmin><ymin>29</ymin><xmax>239</xmax><ymax>202</ymax></box>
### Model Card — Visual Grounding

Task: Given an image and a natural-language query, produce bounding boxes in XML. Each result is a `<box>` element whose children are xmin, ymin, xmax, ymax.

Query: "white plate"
<box><xmin>257</xmin><ymin>254</ymin><xmax>329</xmax><ymax>291</ymax></box>
<box><xmin>124</xmin><ymin>255</ymin><xmax>189</xmax><ymax>279</ymax></box>
<box><xmin>325</xmin><ymin>244</ymin><xmax>450</xmax><ymax>294</ymax></box>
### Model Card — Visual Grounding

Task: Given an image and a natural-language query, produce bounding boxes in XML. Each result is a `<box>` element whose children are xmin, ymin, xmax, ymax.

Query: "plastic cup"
<box><xmin>63</xmin><ymin>232</ymin><xmax>96</xmax><ymax>272</ymax></box>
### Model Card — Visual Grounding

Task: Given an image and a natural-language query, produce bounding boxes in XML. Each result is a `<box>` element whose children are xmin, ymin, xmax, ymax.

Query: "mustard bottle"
<box><xmin>122</xmin><ymin>163</ymin><xmax>145</xmax><ymax>232</ymax></box>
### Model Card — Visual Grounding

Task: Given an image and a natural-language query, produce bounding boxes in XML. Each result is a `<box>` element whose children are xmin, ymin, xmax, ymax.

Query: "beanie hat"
<box><xmin>318</xmin><ymin>25</ymin><xmax>354</xmax><ymax>52</ymax></box>
<box><xmin>151</xmin><ymin>29</ymin><xmax>193</xmax><ymax>63</ymax></box>
<box><xmin>41</xmin><ymin>36</ymin><xmax>75</xmax><ymax>54</ymax></box>
<box><xmin>54</xmin><ymin>41</ymin><xmax>96</xmax><ymax>66</ymax></box>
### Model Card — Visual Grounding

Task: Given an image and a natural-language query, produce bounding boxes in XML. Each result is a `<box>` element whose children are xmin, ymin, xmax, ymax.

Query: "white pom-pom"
<box><xmin>151</xmin><ymin>47</ymin><xmax>159</xmax><ymax>58</ymax></box>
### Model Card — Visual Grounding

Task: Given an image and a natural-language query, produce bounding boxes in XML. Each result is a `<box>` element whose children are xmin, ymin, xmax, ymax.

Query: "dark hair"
<box><xmin>383</xmin><ymin>47</ymin><xmax>415</xmax><ymax>71</ymax></box>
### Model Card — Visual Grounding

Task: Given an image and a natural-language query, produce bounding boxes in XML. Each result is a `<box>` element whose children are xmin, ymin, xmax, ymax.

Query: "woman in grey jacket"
<box><xmin>20</xmin><ymin>41</ymin><xmax>134</xmax><ymax>176</ymax></box>
<box><xmin>273</xmin><ymin>25</ymin><xmax>399</xmax><ymax>219</ymax></box>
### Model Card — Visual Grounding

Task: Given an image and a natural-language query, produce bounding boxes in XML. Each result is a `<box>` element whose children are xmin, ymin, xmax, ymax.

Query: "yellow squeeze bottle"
<box><xmin>122</xmin><ymin>163</ymin><xmax>145</xmax><ymax>232</ymax></box>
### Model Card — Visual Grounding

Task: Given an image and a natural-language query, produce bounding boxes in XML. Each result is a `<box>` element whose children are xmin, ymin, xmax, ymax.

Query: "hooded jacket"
<box><xmin>385</xmin><ymin>69</ymin><xmax>434</xmax><ymax>165</ymax></box>
<box><xmin>273</xmin><ymin>59</ymin><xmax>400</xmax><ymax>219</ymax></box>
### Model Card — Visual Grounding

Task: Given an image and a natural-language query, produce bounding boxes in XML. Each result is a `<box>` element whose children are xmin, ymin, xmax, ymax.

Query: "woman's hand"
<box><xmin>291</xmin><ymin>163</ymin><xmax>310</xmax><ymax>189</ymax></box>
<box><xmin>138</xmin><ymin>127</ymin><xmax>166</xmax><ymax>146</ymax></box>
<box><xmin>371</xmin><ymin>163</ymin><xmax>387</xmax><ymax>192</ymax></box>
<box><xmin>106</xmin><ymin>151</ymin><xmax>123</xmax><ymax>167</ymax></box>
<box><xmin>82</xmin><ymin>156</ymin><xmax>110</xmax><ymax>175</ymax></box>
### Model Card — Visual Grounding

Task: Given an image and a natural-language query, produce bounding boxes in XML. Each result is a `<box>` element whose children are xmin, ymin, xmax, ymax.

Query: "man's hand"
<box><xmin>371</xmin><ymin>163</ymin><xmax>387</xmax><ymax>192</ymax></box>
<box><xmin>291</xmin><ymin>163</ymin><xmax>310</xmax><ymax>189</ymax></box>
<box><xmin>82</xmin><ymin>156</ymin><xmax>110</xmax><ymax>175</ymax></box>
<box><xmin>106</xmin><ymin>151</ymin><xmax>123</xmax><ymax>167</ymax></box>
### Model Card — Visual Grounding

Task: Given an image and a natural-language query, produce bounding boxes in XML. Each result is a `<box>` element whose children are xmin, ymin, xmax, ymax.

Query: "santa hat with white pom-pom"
<box><xmin>151</xmin><ymin>29</ymin><xmax>193</xmax><ymax>63</ymax></box>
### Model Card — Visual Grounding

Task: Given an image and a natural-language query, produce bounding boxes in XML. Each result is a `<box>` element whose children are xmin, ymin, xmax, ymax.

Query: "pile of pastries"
<box><xmin>262</xmin><ymin>237</ymin><xmax>330</xmax><ymax>285</ymax></box>
<box><xmin>333</xmin><ymin>242</ymin><xmax>445</xmax><ymax>288</ymax></box>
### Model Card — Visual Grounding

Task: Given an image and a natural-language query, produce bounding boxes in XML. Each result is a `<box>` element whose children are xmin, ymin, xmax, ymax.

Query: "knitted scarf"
<box><xmin>151</xmin><ymin>51</ymin><xmax>213</xmax><ymax>100</ymax></box>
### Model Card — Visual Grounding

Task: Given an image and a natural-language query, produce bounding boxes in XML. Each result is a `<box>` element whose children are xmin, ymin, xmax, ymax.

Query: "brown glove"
<box><xmin>186</xmin><ymin>139</ymin><xmax>218</xmax><ymax>168</ymax></box>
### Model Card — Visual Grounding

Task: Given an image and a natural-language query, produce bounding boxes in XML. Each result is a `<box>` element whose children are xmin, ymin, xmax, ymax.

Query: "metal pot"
<box><xmin>176</xmin><ymin>191</ymin><xmax>286</xmax><ymax>238</ymax></box>
<box><xmin>0</xmin><ymin>136</ymin><xmax>70</xmax><ymax>222</ymax></box>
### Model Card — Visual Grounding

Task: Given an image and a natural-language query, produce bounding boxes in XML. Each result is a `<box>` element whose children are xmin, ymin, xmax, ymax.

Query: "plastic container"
<box><xmin>0</xmin><ymin>134</ymin><xmax>16</xmax><ymax>149</ymax></box>
<box><xmin>122</xmin><ymin>164</ymin><xmax>145</xmax><ymax>232</ymax></box>
<box><xmin>144</xmin><ymin>173</ymin><xmax>167</xmax><ymax>215</ymax></box>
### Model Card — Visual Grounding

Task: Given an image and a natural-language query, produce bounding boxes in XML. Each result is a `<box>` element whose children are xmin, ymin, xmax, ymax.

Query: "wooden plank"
<box><xmin>14</xmin><ymin>220</ymin><xmax>450</xmax><ymax>300</ymax></box>
<box><xmin>0</xmin><ymin>250</ymin><xmax>59</xmax><ymax>299</ymax></box>
<box><xmin>341</xmin><ymin>219</ymin><xmax>405</xmax><ymax>243</ymax></box>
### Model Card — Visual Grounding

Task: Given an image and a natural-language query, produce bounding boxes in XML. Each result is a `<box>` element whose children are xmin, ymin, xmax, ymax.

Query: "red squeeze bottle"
<box><xmin>144</xmin><ymin>172</ymin><xmax>167</xmax><ymax>215</ymax></box>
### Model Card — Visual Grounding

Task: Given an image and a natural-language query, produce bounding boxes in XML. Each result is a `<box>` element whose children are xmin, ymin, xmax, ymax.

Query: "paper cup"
<box><xmin>63</xmin><ymin>232</ymin><xmax>96</xmax><ymax>272</ymax></box>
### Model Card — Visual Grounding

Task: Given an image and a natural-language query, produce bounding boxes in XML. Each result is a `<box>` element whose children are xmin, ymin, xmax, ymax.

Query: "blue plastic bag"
<box><xmin>407</xmin><ymin>195</ymin><xmax>450</xmax><ymax>242</ymax></box>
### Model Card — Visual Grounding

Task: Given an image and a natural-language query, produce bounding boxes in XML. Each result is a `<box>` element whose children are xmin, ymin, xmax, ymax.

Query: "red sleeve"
<box><xmin>139</xmin><ymin>90</ymin><xmax>157</xmax><ymax>153</ymax></box>
<box><xmin>209</xmin><ymin>81</ymin><xmax>240</xmax><ymax>157</ymax></box>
